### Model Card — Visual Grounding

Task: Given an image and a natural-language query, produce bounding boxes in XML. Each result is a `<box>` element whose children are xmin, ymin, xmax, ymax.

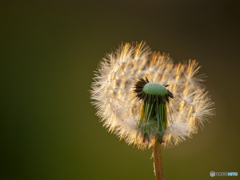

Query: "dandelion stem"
<box><xmin>153</xmin><ymin>141</ymin><xmax>165</xmax><ymax>180</ymax></box>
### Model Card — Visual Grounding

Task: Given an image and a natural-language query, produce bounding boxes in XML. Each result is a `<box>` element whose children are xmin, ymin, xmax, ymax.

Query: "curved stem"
<box><xmin>153</xmin><ymin>141</ymin><xmax>165</xmax><ymax>180</ymax></box>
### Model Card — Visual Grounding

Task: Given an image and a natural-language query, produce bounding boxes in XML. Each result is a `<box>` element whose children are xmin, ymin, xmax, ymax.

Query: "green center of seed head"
<box><xmin>143</xmin><ymin>83</ymin><xmax>167</xmax><ymax>96</ymax></box>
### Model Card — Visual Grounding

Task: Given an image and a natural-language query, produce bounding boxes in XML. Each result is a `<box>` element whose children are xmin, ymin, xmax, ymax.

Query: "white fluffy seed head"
<box><xmin>91</xmin><ymin>42</ymin><xmax>214</xmax><ymax>149</ymax></box>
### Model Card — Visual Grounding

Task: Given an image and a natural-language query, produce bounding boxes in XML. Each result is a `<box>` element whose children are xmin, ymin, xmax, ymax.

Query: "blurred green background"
<box><xmin>1</xmin><ymin>0</ymin><xmax>239</xmax><ymax>180</ymax></box>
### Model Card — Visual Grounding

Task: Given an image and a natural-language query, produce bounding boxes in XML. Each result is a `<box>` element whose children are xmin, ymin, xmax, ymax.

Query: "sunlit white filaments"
<box><xmin>91</xmin><ymin>42</ymin><xmax>214</xmax><ymax>149</ymax></box>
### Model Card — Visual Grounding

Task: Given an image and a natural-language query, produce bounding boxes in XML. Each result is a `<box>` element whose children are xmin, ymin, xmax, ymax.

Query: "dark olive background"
<box><xmin>1</xmin><ymin>1</ymin><xmax>240</xmax><ymax>180</ymax></box>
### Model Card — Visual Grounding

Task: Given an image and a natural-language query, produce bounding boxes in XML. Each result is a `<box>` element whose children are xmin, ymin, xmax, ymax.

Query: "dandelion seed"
<box><xmin>91</xmin><ymin>42</ymin><xmax>214</xmax><ymax>180</ymax></box>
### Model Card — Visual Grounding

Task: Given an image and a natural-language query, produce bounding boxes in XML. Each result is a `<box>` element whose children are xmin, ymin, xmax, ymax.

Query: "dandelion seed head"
<box><xmin>91</xmin><ymin>42</ymin><xmax>214</xmax><ymax>149</ymax></box>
